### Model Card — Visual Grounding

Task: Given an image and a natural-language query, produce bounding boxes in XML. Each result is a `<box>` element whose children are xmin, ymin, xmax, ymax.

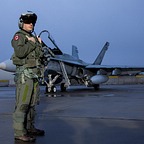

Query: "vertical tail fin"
<box><xmin>93</xmin><ymin>42</ymin><xmax>109</xmax><ymax>65</ymax></box>
<box><xmin>72</xmin><ymin>45</ymin><xmax>79</xmax><ymax>59</ymax></box>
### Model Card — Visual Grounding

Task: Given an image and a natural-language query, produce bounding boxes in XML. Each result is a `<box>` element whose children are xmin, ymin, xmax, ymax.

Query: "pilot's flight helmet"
<box><xmin>18</xmin><ymin>11</ymin><xmax>37</xmax><ymax>29</ymax></box>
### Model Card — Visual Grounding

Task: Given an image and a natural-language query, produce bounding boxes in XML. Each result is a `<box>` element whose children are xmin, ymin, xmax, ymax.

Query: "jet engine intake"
<box><xmin>90</xmin><ymin>75</ymin><xmax>109</xmax><ymax>84</ymax></box>
<box><xmin>77</xmin><ymin>67</ymin><xmax>84</xmax><ymax>77</ymax></box>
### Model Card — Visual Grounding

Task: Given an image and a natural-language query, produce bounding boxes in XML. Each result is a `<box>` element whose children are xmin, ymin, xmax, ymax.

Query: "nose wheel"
<box><xmin>45</xmin><ymin>74</ymin><xmax>59</xmax><ymax>93</ymax></box>
<box><xmin>45</xmin><ymin>85</ymin><xmax>57</xmax><ymax>93</ymax></box>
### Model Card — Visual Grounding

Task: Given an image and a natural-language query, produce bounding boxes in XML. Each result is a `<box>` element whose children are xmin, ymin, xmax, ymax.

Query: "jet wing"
<box><xmin>86</xmin><ymin>64</ymin><xmax>144</xmax><ymax>69</ymax></box>
<box><xmin>86</xmin><ymin>65</ymin><xmax>144</xmax><ymax>75</ymax></box>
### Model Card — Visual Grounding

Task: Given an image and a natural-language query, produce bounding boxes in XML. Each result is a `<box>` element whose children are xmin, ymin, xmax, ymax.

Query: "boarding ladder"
<box><xmin>59</xmin><ymin>61</ymin><xmax>71</xmax><ymax>87</ymax></box>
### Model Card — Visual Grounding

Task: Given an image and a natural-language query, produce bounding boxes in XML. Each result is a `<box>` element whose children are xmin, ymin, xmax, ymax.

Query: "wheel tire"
<box><xmin>45</xmin><ymin>86</ymin><xmax>52</xmax><ymax>93</ymax></box>
<box><xmin>51</xmin><ymin>86</ymin><xmax>57</xmax><ymax>93</ymax></box>
<box><xmin>61</xmin><ymin>83</ymin><xmax>67</xmax><ymax>92</ymax></box>
<box><xmin>93</xmin><ymin>84</ymin><xmax>100</xmax><ymax>90</ymax></box>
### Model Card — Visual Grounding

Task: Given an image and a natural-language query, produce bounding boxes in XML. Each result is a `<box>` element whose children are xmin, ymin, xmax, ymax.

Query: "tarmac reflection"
<box><xmin>1</xmin><ymin>85</ymin><xmax>144</xmax><ymax>144</ymax></box>
<box><xmin>14</xmin><ymin>140</ymin><xmax>36</xmax><ymax>144</ymax></box>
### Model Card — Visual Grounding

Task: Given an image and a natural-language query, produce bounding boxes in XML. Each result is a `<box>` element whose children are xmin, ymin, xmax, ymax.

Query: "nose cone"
<box><xmin>0</xmin><ymin>62</ymin><xmax>6</xmax><ymax>70</ymax></box>
<box><xmin>0</xmin><ymin>59</ymin><xmax>16</xmax><ymax>72</ymax></box>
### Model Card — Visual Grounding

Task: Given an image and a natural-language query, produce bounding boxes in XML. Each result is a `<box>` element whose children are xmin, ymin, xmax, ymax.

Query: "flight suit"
<box><xmin>11</xmin><ymin>29</ymin><xmax>43</xmax><ymax>137</ymax></box>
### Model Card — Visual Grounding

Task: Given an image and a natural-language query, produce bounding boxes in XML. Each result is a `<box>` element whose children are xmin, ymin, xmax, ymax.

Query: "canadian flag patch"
<box><xmin>14</xmin><ymin>35</ymin><xmax>20</xmax><ymax>41</ymax></box>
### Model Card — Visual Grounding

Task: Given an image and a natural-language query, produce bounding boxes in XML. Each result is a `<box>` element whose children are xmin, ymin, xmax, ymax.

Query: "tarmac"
<box><xmin>0</xmin><ymin>84</ymin><xmax>144</xmax><ymax>144</ymax></box>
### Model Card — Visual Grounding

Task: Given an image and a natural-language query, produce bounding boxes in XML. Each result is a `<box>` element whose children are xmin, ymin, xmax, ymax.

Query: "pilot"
<box><xmin>11</xmin><ymin>11</ymin><xmax>45</xmax><ymax>142</ymax></box>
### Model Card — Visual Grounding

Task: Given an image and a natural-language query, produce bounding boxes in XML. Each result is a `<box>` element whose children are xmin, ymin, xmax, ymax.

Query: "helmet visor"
<box><xmin>21</xmin><ymin>14</ymin><xmax>37</xmax><ymax>25</ymax></box>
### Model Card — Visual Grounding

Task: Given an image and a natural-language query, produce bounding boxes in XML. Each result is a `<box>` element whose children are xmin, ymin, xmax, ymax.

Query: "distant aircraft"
<box><xmin>0</xmin><ymin>30</ymin><xmax>144</xmax><ymax>92</ymax></box>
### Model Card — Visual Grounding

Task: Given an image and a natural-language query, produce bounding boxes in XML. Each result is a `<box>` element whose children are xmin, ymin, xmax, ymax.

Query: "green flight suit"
<box><xmin>11</xmin><ymin>29</ymin><xmax>43</xmax><ymax>137</ymax></box>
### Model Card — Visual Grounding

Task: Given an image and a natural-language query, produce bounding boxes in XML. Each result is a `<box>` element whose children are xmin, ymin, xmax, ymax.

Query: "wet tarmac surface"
<box><xmin>0</xmin><ymin>84</ymin><xmax>144</xmax><ymax>144</ymax></box>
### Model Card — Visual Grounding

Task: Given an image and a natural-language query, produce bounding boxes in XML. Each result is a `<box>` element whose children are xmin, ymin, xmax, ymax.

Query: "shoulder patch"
<box><xmin>14</xmin><ymin>35</ymin><xmax>20</xmax><ymax>41</ymax></box>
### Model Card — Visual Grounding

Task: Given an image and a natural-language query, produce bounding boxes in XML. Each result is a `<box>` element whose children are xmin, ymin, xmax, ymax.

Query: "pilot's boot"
<box><xmin>27</xmin><ymin>108</ymin><xmax>45</xmax><ymax>136</ymax></box>
<box><xmin>27</xmin><ymin>128</ymin><xmax>45</xmax><ymax>136</ymax></box>
<box><xmin>15</xmin><ymin>135</ymin><xmax>36</xmax><ymax>142</ymax></box>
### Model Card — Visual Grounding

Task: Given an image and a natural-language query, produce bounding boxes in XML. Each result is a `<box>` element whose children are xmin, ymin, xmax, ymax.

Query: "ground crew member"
<box><xmin>11</xmin><ymin>11</ymin><xmax>45</xmax><ymax>142</ymax></box>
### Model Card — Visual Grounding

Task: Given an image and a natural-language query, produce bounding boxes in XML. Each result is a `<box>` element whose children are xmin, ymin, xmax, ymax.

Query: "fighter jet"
<box><xmin>0</xmin><ymin>30</ymin><xmax>144</xmax><ymax>92</ymax></box>
<box><xmin>0</xmin><ymin>41</ymin><xmax>109</xmax><ymax>92</ymax></box>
